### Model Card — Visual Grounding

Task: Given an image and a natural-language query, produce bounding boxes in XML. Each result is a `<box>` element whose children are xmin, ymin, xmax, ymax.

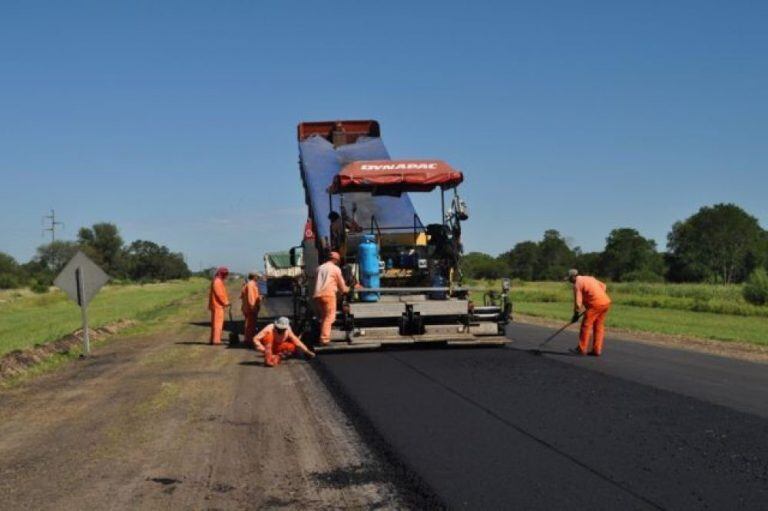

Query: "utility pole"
<box><xmin>42</xmin><ymin>209</ymin><xmax>65</xmax><ymax>270</ymax></box>
<box><xmin>42</xmin><ymin>209</ymin><xmax>64</xmax><ymax>243</ymax></box>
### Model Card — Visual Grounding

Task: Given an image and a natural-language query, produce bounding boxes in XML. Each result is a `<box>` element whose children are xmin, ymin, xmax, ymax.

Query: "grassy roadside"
<box><xmin>0</xmin><ymin>278</ymin><xmax>208</xmax><ymax>356</ymax></box>
<box><xmin>470</xmin><ymin>280</ymin><xmax>768</xmax><ymax>347</ymax></box>
<box><xmin>1</xmin><ymin>280</ymin><xmax>208</xmax><ymax>388</ymax></box>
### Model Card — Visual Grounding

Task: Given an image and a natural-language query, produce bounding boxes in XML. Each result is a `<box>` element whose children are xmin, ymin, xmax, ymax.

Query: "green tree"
<box><xmin>23</xmin><ymin>241</ymin><xmax>80</xmax><ymax>289</ymax></box>
<box><xmin>124</xmin><ymin>240</ymin><xmax>191</xmax><ymax>281</ymax></box>
<box><xmin>20</xmin><ymin>259</ymin><xmax>49</xmax><ymax>282</ymax></box>
<box><xmin>34</xmin><ymin>240</ymin><xmax>80</xmax><ymax>274</ymax></box>
<box><xmin>0</xmin><ymin>252</ymin><xmax>18</xmax><ymax>274</ymax></box>
<box><xmin>534</xmin><ymin>230</ymin><xmax>575</xmax><ymax>280</ymax></box>
<box><xmin>78</xmin><ymin>223</ymin><xmax>125</xmax><ymax>276</ymax></box>
<box><xmin>461</xmin><ymin>252</ymin><xmax>505</xmax><ymax>280</ymax></box>
<box><xmin>599</xmin><ymin>228</ymin><xmax>664</xmax><ymax>281</ymax></box>
<box><xmin>574</xmin><ymin>251</ymin><xmax>601</xmax><ymax>277</ymax></box>
<box><xmin>667</xmin><ymin>204</ymin><xmax>766</xmax><ymax>283</ymax></box>
<box><xmin>499</xmin><ymin>241</ymin><xmax>539</xmax><ymax>280</ymax></box>
<box><xmin>0</xmin><ymin>252</ymin><xmax>21</xmax><ymax>289</ymax></box>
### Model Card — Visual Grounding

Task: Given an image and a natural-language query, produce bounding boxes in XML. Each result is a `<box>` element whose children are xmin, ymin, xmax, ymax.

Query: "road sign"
<box><xmin>54</xmin><ymin>251</ymin><xmax>110</xmax><ymax>356</ymax></box>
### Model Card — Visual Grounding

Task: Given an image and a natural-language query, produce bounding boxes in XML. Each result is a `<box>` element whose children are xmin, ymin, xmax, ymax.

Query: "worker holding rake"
<box><xmin>566</xmin><ymin>269</ymin><xmax>612</xmax><ymax>356</ymax></box>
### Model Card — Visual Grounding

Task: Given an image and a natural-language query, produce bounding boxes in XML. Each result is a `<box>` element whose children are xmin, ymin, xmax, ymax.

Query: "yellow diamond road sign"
<box><xmin>54</xmin><ymin>251</ymin><xmax>110</xmax><ymax>307</ymax></box>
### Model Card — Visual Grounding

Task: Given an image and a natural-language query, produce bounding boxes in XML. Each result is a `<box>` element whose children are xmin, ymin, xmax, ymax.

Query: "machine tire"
<box><xmin>304</xmin><ymin>318</ymin><xmax>321</xmax><ymax>347</ymax></box>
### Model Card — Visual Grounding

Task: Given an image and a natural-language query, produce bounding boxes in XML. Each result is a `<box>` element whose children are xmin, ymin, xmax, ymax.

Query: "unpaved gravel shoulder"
<box><xmin>0</xmin><ymin>302</ymin><xmax>408</xmax><ymax>510</ymax></box>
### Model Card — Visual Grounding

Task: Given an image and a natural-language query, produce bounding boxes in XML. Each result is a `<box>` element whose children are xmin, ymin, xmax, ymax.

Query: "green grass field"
<box><xmin>0</xmin><ymin>278</ymin><xmax>207</xmax><ymax>357</ymax></box>
<box><xmin>470</xmin><ymin>280</ymin><xmax>768</xmax><ymax>346</ymax></box>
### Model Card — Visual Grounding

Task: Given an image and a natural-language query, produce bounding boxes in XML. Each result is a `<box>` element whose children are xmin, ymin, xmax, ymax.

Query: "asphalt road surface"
<box><xmin>508</xmin><ymin>322</ymin><xmax>768</xmax><ymax>419</ymax></box>
<box><xmin>316</xmin><ymin>323</ymin><xmax>768</xmax><ymax>509</ymax></box>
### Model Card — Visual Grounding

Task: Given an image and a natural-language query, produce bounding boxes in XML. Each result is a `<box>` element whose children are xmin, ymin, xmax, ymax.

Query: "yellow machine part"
<box><xmin>379</xmin><ymin>232</ymin><xmax>428</xmax><ymax>247</ymax></box>
<box><xmin>381</xmin><ymin>268</ymin><xmax>414</xmax><ymax>279</ymax></box>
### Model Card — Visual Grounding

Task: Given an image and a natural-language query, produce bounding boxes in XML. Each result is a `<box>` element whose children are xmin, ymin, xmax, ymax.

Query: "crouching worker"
<box><xmin>240</xmin><ymin>272</ymin><xmax>262</xmax><ymax>347</ymax></box>
<box><xmin>566</xmin><ymin>269</ymin><xmax>612</xmax><ymax>356</ymax></box>
<box><xmin>253</xmin><ymin>317</ymin><xmax>315</xmax><ymax>367</ymax></box>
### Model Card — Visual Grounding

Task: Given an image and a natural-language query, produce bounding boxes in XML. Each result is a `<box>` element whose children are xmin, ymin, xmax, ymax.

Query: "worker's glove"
<box><xmin>571</xmin><ymin>311</ymin><xmax>581</xmax><ymax>324</ymax></box>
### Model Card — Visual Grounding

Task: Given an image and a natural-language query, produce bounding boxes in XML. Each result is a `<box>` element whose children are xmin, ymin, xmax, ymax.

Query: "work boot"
<box><xmin>588</xmin><ymin>351</ymin><xmax>601</xmax><ymax>357</ymax></box>
<box><xmin>569</xmin><ymin>347</ymin><xmax>586</xmax><ymax>356</ymax></box>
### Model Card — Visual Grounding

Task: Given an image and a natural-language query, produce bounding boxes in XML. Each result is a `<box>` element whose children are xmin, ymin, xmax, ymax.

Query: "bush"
<box><xmin>743</xmin><ymin>268</ymin><xmax>768</xmax><ymax>306</ymax></box>
<box><xmin>0</xmin><ymin>274</ymin><xmax>21</xmax><ymax>289</ymax></box>
<box><xmin>461</xmin><ymin>252</ymin><xmax>507</xmax><ymax>280</ymax></box>
<box><xmin>621</xmin><ymin>270</ymin><xmax>665</xmax><ymax>283</ymax></box>
<box><xmin>30</xmin><ymin>279</ymin><xmax>50</xmax><ymax>294</ymax></box>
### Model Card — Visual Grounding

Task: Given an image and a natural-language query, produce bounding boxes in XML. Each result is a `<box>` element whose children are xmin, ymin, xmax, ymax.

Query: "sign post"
<box><xmin>54</xmin><ymin>251</ymin><xmax>110</xmax><ymax>357</ymax></box>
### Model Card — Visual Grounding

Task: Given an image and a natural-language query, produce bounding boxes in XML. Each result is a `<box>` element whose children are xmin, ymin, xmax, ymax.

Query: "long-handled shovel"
<box><xmin>228</xmin><ymin>307</ymin><xmax>240</xmax><ymax>345</ymax></box>
<box><xmin>530</xmin><ymin>313</ymin><xmax>583</xmax><ymax>356</ymax></box>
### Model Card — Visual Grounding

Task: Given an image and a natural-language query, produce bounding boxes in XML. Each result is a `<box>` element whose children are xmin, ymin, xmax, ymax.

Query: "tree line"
<box><xmin>0</xmin><ymin>222</ymin><xmax>191</xmax><ymax>291</ymax></box>
<box><xmin>462</xmin><ymin>203</ymin><xmax>768</xmax><ymax>285</ymax></box>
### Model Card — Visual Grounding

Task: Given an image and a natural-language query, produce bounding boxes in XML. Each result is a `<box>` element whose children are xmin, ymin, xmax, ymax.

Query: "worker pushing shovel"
<box><xmin>566</xmin><ymin>269</ymin><xmax>612</xmax><ymax>356</ymax></box>
<box><xmin>530</xmin><ymin>269</ymin><xmax>612</xmax><ymax>356</ymax></box>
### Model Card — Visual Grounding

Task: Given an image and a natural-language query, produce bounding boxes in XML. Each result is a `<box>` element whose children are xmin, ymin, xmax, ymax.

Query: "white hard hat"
<box><xmin>274</xmin><ymin>317</ymin><xmax>290</xmax><ymax>330</ymax></box>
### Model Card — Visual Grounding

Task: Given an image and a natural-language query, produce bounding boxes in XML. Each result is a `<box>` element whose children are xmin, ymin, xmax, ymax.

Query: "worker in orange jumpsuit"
<box><xmin>567</xmin><ymin>269</ymin><xmax>612</xmax><ymax>356</ymax></box>
<box><xmin>240</xmin><ymin>271</ymin><xmax>262</xmax><ymax>347</ymax></box>
<box><xmin>253</xmin><ymin>317</ymin><xmax>315</xmax><ymax>367</ymax></box>
<box><xmin>208</xmin><ymin>267</ymin><xmax>230</xmax><ymax>345</ymax></box>
<box><xmin>313</xmin><ymin>251</ymin><xmax>351</xmax><ymax>346</ymax></box>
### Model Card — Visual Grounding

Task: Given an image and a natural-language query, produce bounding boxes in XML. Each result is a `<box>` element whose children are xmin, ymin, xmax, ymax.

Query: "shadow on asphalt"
<box><xmin>520</xmin><ymin>348</ymin><xmax>578</xmax><ymax>357</ymax></box>
<box><xmin>316</xmin><ymin>343</ymin><xmax>509</xmax><ymax>357</ymax></box>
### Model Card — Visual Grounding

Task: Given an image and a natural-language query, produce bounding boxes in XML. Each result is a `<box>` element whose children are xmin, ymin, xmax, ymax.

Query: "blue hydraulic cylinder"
<box><xmin>358</xmin><ymin>234</ymin><xmax>380</xmax><ymax>302</ymax></box>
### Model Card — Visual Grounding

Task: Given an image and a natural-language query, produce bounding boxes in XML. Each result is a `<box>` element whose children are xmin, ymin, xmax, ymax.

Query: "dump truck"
<box><xmin>290</xmin><ymin>120</ymin><xmax>511</xmax><ymax>351</ymax></box>
<box><xmin>264</xmin><ymin>249</ymin><xmax>303</xmax><ymax>297</ymax></box>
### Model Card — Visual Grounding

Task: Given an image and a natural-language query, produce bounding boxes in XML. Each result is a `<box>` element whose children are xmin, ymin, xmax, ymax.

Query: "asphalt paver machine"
<box><xmin>291</xmin><ymin>120</ymin><xmax>511</xmax><ymax>351</ymax></box>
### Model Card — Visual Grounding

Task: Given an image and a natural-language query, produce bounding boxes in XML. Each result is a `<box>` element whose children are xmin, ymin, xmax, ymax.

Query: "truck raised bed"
<box><xmin>290</xmin><ymin>120</ymin><xmax>511</xmax><ymax>351</ymax></box>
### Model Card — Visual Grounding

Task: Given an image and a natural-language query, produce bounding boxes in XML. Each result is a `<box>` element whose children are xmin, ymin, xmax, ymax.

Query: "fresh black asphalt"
<box><xmin>507</xmin><ymin>322</ymin><xmax>768</xmax><ymax>419</ymax></box>
<box><xmin>316</xmin><ymin>324</ymin><xmax>768</xmax><ymax>509</ymax></box>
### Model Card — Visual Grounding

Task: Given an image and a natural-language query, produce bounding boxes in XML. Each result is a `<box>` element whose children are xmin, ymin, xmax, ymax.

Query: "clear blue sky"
<box><xmin>1</xmin><ymin>1</ymin><xmax>766</xmax><ymax>272</ymax></box>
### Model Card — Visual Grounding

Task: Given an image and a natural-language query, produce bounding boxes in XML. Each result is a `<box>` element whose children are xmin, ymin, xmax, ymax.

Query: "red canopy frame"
<box><xmin>328</xmin><ymin>160</ymin><xmax>464</xmax><ymax>195</ymax></box>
